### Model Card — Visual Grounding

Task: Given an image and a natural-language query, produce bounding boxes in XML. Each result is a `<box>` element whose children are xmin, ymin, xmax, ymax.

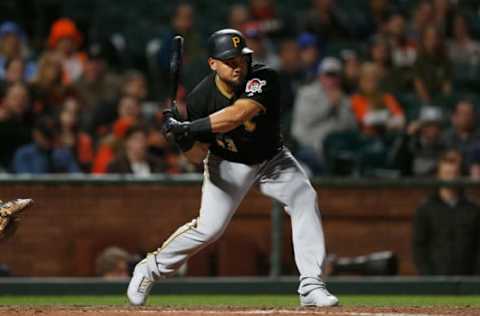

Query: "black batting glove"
<box><xmin>162</xmin><ymin>116</ymin><xmax>191</xmax><ymax>136</ymax></box>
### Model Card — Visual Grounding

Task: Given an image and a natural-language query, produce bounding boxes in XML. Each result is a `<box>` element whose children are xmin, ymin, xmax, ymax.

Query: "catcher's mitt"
<box><xmin>0</xmin><ymin>198</ymin><xmax>33</xmax><ymax>241</ymax></box>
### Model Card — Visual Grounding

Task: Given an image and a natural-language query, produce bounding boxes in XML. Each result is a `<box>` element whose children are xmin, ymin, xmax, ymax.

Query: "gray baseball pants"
<box><xmin>146</xmin><ymin>147</ymin><xmax>327</xmax><ymax>294</ymax></box>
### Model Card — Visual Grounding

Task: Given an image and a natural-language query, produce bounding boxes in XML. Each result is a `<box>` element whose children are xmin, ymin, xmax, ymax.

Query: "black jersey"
<box><xmin>186</xmin><ymin>64</ymin><xmax>283</xmax><ymax>164</ymax></box>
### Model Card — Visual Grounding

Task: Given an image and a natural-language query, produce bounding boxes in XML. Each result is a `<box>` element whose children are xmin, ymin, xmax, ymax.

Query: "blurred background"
<box><xmin>1</xmin><ymin>0</ymin><xmax>480</xmax><ymax>281</ymax></box>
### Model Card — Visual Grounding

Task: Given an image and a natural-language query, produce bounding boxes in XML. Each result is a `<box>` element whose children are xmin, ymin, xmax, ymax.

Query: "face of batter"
<box><xmin>209</xmin><ymin>55</ymin><xmax>249</xmax><ymax>88</ymax></box>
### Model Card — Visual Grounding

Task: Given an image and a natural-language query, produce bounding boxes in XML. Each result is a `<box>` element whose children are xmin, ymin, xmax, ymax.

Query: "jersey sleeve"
<box><xmin>238</xmin><ymin>68</ymin><xmax>279</xmax><ymax>112</ymax></box>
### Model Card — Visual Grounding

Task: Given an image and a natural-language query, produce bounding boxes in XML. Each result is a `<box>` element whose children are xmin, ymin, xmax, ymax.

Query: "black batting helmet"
<box><xmin>208</xmin><ymin>29</ymin><xmax>253</xmax><ymax>60</ymax></box>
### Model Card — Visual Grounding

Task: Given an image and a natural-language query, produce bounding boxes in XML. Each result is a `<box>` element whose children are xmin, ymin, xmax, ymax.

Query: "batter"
<box><xmin>127</xmin><ymin>29</ymin><xmax>338</xmax><ymax>307</ymax></box>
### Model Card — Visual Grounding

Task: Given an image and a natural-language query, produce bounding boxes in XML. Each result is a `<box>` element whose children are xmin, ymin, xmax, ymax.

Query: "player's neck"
<box><xmin>215</xmin><ymin>75</ymin><xmax>234</xmax><ymax>99</ymax></box>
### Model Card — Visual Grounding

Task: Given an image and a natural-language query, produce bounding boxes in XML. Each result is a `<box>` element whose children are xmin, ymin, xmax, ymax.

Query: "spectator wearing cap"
<box><xmin>291</xmin><ymin>57</ymin><xmax>356</xmax><ymax>175</ymax></box>
<box><xmin>297</xmin><ymin>32</ymin><xmax>321</xmax><ymax>83</ymax></box>
<box><xmin>442</xmin><ymin>100</ymin><xmax>480</xmax><ymax>165</ymax></box>
<box><xmin>47</xmin><ymin>18</ymin><xmax>86</xmax><ymax>84</ymax></box>
<box><xmin>242</xmin><ymin>22</ymin><xmax>279</xmax><ymax>69</ymax></box>
<box><xmin>412</xmin><ymin>149</ymin><xmax>480</xmax><ymax>275</ymax></box>
<box><xmin>389</xmin><ymin>106</ymin><xmax>446</xmax><ymax>176</ymax></box>
<box><xmin>12</xmin><ymin>116</ymin><xmax>80</xmax><ymax>174</ymax></box>
<box><xmin>351</xmin><ymin>62</ymin><xmax>405</xmax><ymax>136</ymax></box>
<box><xmin>74</xmin><ymin>43</ymin><xmax>122</xmax><ymax>131</ymax></box>
<box><xmin>0</xmin><ymin>21</ymin><xmax>36</xmax><ymax>81</ymax></box>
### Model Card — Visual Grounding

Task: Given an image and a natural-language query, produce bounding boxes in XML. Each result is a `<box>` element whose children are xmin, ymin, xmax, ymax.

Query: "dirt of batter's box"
<box><xmin>1</xmin><ymin>306</ymin><xmax>480</xmax><ymax>316</ymax></box>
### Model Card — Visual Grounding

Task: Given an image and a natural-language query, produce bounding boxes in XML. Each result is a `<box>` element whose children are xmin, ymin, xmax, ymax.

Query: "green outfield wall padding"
<box><xmin>1</xmin><ymin>277</ymin><xmax>480</xmax><ymax>296</ymax></box>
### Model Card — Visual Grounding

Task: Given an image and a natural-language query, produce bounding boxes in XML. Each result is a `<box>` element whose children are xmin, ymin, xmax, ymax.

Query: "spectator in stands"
<box><xmin>384</xmin><ymin>11</ymin><xmax>416</xmax><ymax>92</ymax></box>
<box><xmin>242</xmin><ymin>23</ymin><xmax>279</xmax><ymax>69</ymax></box>
<box><xmin>88</xmin><ymin>70</ymin><xmax>147</xmax><ymax>138</ymax></box>
<box><xmin>297</xmin><ymin>33</ymin><xmax>321</xmax><ymax>83</ymax></box>
<box><xmin>30</xmin><ymin>52</ymin><xmax>74</xmax><ymax>116</ymax></box>
<box><xmin>303</xmin><ymin>0</ymin><xmax>349</xmax><ymax>42</ymax></box>
<box><xmin>56</xmin><ymin>97</ymin><xmax>93</xmax><ymax>173</ymax></box>
<box><xmin>469</xmin><ymin>145</ymin><xmax>480</xmax><ymax>180</ymax></box>
<box><xmin>443</xmin><ymin>100</ymin><xmax>480</xmax><ymax>161</ymax></box>
<box><xmin>413</xmin><ymin>25</ymin><xmax>452</xmax><ymax>105</ymax></box>
<box><xmin>389</xmin><ymin>106</ymin><xmax>445</xmax><ymax>176</ymax></box>
<box><xmin>277</xmin><ymin>38</ymin><xmax>304</xmax><ymax>139</ymax></box>
<box><xmin>0</xmin><ymin>83</ymin><xmax>32</xmax><ymax>171</ymax></box>
<box><xmin>432</xmin><ymin>0</ymin><xmax>456</xmax><ymax>36</ymax></box>
<box><xmin>247</xmin><ymin>0</ymin><xmax>287</xmax><ymax>37</ymax></box>
<box><xmin>0</xmin><ymin>21</ymin><xmax>36</xmax><ymax>81</ymax></box>
<box><xmin>292</xmin><ymin>57</ymin><xmax>356</xmax><ymax>175</ymax></box>
<box><xmin>386</xmin><ymin>12</ymin><xmax>416</xmax><ymax>68</ymax></box>
<box><xmin>0</xmin><ymin>82</ymin><xmax>30</xmax><ymax>121</ymax></box>
<box><xmin>107</xmin><ymin>125</ymin><xmax>165</xmax><ymax>176</ymax></box>
<box><xmin>12</xmin><ymin>116</ymin><xmax>80</xmax><ymax>174</ymax></box>
<box><xmin>367</xmin><ymin>0</ymin><xmax>391</xmax><ymax>34</ymax></box>
<box><xmin>95</xmin><ymin>246</ymin><xmax>131</xmax><ymax>279</ymax></box>
<box><xmin>448</xmin><ymin>14</ymin><xmax>480</xmax><ymax>69</ymax></box>
<box><xmin>158</xmin><ymin>3</ymin><xmax>203</xmax><ymax>89</ymax></box>
<box><xmin>367</xmin><ymin>35</ymin><xmax>396</xmax><ymax>92</ymax></box>
<box><xmin>413</xmin><ymin>149</ymin><xmax>480</xmax><ymax>275</ymax></box>
<box><xmin>0</xmin><ymin>57</ymin><xmax>26</xmax><ymax>96</ymax></box>
<box><xmin>91</xmin><ymin>95</ymin><xmax>143</xmax><ymax>174</ymax></box>
<box><xmin>407</xmin><ymin>1</ymin><xmax>433</xmax><ymax>43</ymax></box>
<box><xmin>340</xmin><ymin>50</ymin><xmax>361</xmax><ymax>94</ymax></box>
<box><xmin>228</xmin><ymin>4</ymin><xmax>251</xmax><ymax>31</ymax></box>
<box><xmin>74</xmin><ymin>43</ymin><xmax>122</xmax><ymax>130</ymax></box>
<box><xmin>47</xmin><ymin>18</ymin><xmax>86</xmax><ymax>84</ymax></box>
<box><xmin>351</xmin><ymin>62</ymin><xmax>405</xmax><ymax>136</ymax></box>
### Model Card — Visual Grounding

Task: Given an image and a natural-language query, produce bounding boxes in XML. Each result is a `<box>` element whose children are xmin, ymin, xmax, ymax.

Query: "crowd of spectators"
<box><xmin>1</xmin><ymin>0</ymin><xmax>480</xmax><ymax>178</ymax></box>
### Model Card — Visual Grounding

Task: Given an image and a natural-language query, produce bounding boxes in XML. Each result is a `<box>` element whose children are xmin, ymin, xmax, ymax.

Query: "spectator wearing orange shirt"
<box><xmin>351</xmin><ymin>62</ymin><xmax>405</xmax><ymax>136</ymax></box>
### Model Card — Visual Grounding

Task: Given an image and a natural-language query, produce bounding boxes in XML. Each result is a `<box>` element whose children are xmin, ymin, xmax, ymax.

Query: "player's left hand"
<box><xmin>162</xmin><ymin>116</ymin><xmax>191</xmax><ymax>136</ymax></box>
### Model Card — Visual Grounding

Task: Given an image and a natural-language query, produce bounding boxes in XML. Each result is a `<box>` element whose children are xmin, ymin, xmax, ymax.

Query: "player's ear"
<box><xmin>208</xmin><ymin>57</ymin><xmax>217</xmax><ymax>71</ymax></box>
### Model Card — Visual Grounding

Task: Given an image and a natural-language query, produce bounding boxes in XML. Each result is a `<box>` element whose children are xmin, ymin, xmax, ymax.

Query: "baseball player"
<box><xmin>127</xmin><ymin>29</ymin><xmax>338</xmax><ymax>307</ymax></box>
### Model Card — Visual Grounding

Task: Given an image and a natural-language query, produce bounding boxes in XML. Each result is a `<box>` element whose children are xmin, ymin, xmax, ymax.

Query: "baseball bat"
<box><xmin>169</xmin><ymin>35</ymin><xmax>184</xmax><ymax>115</ymax></box>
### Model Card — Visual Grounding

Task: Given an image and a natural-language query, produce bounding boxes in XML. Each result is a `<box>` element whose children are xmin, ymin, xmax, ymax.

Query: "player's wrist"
<box><xmin>190</xmin><ymin>117</ymin><xmax>212</xmax><ymax>136</ymax></box>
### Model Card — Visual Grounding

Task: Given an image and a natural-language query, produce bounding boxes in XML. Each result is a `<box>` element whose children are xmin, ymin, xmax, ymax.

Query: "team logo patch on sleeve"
<box><xmin>245</xmin><ymin>78</ymin><xmax>267</xmax><ymax>96</ymax></box>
